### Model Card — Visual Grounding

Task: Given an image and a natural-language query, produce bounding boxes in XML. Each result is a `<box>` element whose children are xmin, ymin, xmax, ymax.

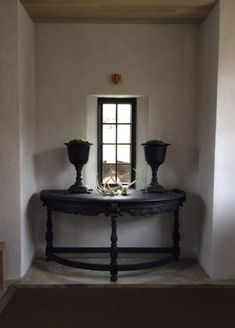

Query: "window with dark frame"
<box><xmin>97</xmin><ymin>98</ymin><xmax>136</xmax><ymax>186</ymax></box>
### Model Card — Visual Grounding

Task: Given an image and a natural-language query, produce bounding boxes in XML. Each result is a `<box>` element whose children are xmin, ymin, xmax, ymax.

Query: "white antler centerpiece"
<box><xmin>96</xmin><ymin>170</ymin><xmax>136</xmax><ymax>196</ymax></box>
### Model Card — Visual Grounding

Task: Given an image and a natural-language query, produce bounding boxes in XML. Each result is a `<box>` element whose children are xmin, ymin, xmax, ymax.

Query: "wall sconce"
<box><xmin>111</xmin><ymin>74</ymin><xmax>121</xmax><ymax>84</ymax></box>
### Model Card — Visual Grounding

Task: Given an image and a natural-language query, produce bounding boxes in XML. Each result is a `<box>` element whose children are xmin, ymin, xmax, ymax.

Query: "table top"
<box><xmin>40</xmin><ymin>189</ymin><xmax>185</xmax><ymax>203</ymax></box>
<box><xmin>40</xmin><ymin>189</ymin><xmax>186</xmax><ymax>216</ymax></box>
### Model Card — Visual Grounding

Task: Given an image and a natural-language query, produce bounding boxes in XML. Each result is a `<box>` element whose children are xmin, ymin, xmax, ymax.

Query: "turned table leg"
<box><xmin>110</xmin><ymin>205</ymin><xmax>119</xmax><ymax>282</ymax></box>
<box><xmin>46</xmin><ymin>208</ymin><xmax>54</xmax><ymax>261</ymax></box>
<box><xmin>172</xmin><ymin>208</ymin><xmax>180</xmax><ymax>261</ymax></box>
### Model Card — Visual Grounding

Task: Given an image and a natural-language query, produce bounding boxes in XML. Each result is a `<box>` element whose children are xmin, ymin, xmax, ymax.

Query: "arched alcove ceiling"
<box><xmin>20</xmin><ymin>0</ymin><xmax>218</xmax><ymax>24</ymax></box>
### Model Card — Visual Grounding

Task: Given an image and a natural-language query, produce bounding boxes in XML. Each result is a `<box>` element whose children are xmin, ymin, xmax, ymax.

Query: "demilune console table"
<box><xmin>40</xmin><ymin>189</ymin><xmax>186</xmax><ymax>281</ymax></box>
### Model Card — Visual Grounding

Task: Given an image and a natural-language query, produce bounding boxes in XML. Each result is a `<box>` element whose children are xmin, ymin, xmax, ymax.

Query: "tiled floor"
<box><xmin>1</xmin><ymin>257</ymin><xmax>235</xmax><ymax>299</ymax></box>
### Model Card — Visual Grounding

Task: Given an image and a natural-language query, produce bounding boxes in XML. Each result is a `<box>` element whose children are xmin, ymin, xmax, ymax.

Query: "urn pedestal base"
<box><xmin>68</xmin><ymin>163</ymin><xmax>91</xmax><ymax>194</ymax></box>
<box><xmin>146</xmin><ymin>183</ymin><xmax>167</xmax><ymax>194</ymax></box>
<box><xmin>68</xmin><ymin>184</ymin><xmax>91</xmax><ymax>194</ymax></box>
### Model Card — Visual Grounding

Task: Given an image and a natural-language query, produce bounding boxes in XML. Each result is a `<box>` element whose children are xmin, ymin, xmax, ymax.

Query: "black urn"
<box><xmin>142</xmin><ymin>140</ymin><xmax>170</xmax><ymax>193</ymax></box>
<box><xmin>65</xmin><ymin>140</ymin><xmax>92</xmax><ymax>193</ymax></box>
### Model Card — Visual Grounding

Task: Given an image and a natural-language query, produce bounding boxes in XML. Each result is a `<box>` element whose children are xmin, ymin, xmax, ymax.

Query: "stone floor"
<box><xmin>20</xmin><ymin>258</ymin><xmax>211</xmax><ymax>285</ymax></box>
<box><xmin>1</xmin><ymin>257</ymin><xmax>235</xmax><ymax>299</ymax></box>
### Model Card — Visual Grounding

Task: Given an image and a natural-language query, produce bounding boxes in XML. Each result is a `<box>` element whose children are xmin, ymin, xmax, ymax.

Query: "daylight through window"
<box><xmin>97</xmin><ymin>98</ymin><xmax>136</xmax><ymax>185</ymax></box>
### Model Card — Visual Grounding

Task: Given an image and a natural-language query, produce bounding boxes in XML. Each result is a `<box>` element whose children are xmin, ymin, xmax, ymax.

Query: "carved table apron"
<box><xmin>40</xmin><ymin>189</ymin><xmax>186</xmax><ymax>281</ymax></box>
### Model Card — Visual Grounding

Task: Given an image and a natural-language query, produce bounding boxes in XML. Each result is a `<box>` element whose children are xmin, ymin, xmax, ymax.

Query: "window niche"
<box><xmin>85</xmin><ymin>95</ymin><xmax>149</xmax><ymax>191</ymax></box>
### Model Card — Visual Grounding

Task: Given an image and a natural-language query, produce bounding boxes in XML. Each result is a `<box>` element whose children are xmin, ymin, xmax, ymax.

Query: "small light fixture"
<box><xmin>111</xmin><ymin>74</ymin><xmax>121</xmax><ymax>84</ymax></box>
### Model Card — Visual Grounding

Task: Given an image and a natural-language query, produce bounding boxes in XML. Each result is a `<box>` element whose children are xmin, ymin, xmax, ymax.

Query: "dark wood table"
<box><xmin>40</xmin><ymin>189</ymin><xmax>186</xmax><ymax>281</ymax></box>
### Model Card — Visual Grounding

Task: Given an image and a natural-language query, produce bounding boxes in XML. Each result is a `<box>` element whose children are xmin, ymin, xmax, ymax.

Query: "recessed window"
<box><xmin>97</xmin><ymin>98</ymin><xmax>136</xmax><ymax>185</ymax></box>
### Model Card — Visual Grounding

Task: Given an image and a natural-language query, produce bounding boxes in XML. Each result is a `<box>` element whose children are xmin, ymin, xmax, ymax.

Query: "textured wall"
<box><xmin>0</xmin><ymin>0</ymin><xmax>21</xmax><ymax>279</ymax></box>
<box><xmin>197</xmin><ymin>0</ymin><xmax>235</xmax><ymax>279</ymax></box>
<box><xmin>0</xmin><ymin>0</ymin><xmax>36</xmax><ymax>279</ymax></box>
<box><xmin>212</xmin><ymin>0</ymin><xmax>235</xmax><ymax>278</ymax></box>
<box><xmin>18</xmin><ymin>1</ymin><xmax>36</xmax><ymax>276</ymax></box>
<box><xmin>197</xmin><ymin>4</ymin><xmax>219</xmax><ymax>276</ymax></box>
<box><xmin>35</xmin><ymin>24</ymin><xmax>198</xmax><ymax>256</ymax></box>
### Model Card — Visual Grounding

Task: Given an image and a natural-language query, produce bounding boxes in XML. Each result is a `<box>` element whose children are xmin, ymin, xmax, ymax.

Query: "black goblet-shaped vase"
<box><xmin>142</xmin><ymin>142</ymin><xmax>170</xmax><ymax>193</ymax></box>
<box><xmin>65</xmin><ymin>142</ymin><xmax>92</xmax><ymax>193</ymax></box>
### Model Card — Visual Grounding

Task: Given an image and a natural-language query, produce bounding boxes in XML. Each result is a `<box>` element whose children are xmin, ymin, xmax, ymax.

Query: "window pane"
<box><xmin>103</xmin><ymin>164</ymin><xmax>116</xmax><ymax>184</ymax></box>
<box><xmin>103</xmin><ymin>124</ymin><xmax>116</xmax><ymax>143</ymax></box>
<box><xmin>117</xmin><ymin>164</ymin><xmax>131</xmax><ymax>183</ymax></box>
<box><xmin>117</xmin><ymin>125</ymin><xmax>131</xmax><ymax>143</ymax></box>
<box><xmin>103</xmin><ymin>145</ymin><xmax>116</xmax><ymax>163</ymax></box>
<box><xmin>103</xmin><ymin>104</ymin><xmax>116</xmax><ymax>123</ymax></box>
<box><xmin>117</xmin><ymin>104</ymin><xmax>131</xmax><ymax>123</ymax></box>
<box><xmin>117</xmin><ymin>145</ymin><xmax>130</xmax><ymax>164</ymax></box>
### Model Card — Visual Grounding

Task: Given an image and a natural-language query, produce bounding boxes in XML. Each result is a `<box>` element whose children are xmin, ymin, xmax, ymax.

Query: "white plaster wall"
<box><xmin>35</xmin><ymin>24</ymin><xmax>198</xmax><ymax>257</ymax></box>
<box><xmin>0</xmin><ymin>0</ymin><xmax>21</xmax><ymax>279</ymax></box>
<box><xmin>197</xmin><ymin>4</ymin><xmax>219</xmax><ymax>276</ymax></box>
<box><xmin>18</xmin><ymin>2</ymin><xmax>37</xmax><ymax>276</ymax></box>
<box><xmin>212</xmin><ymin>0</ymin><xmax>235</xmax><ymax>278</ymax></box>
